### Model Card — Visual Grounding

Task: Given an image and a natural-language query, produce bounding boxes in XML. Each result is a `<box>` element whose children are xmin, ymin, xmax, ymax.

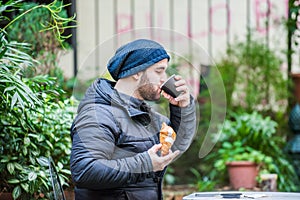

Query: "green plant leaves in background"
<box><xmin>206</xmin><ymin>112</ymin><xmax>299</xmax><ymax>192</ymax></box>
<box><xmin>0</xmin><ymin>1</ymin><xmax>76</xmax><ymax>199</ymax></box>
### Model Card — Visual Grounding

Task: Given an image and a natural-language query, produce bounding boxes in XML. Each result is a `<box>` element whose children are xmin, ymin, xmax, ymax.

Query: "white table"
<box><xmin>183</xmin><ymin>191</ymin><xmax>300</xmax><ymax>200</ymax></box>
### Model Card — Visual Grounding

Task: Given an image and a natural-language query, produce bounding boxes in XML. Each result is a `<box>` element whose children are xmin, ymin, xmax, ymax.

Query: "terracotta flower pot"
<box><xmin>226</xmin><ymin>161</ymin><xmax>259</xmax><ymax>190</ymax></box>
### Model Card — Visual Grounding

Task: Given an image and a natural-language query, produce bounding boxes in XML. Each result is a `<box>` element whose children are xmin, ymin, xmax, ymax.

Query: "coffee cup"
<box><xmin>160</xmin><ymin>74</ymin><xmax>181</xmax><ymax>98</ymax></box>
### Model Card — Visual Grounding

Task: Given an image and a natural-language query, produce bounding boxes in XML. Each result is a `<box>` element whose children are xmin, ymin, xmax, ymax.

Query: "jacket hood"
<box><xmin>77</xmin><ymin>78</ymin><xmax>115</xmax><ymax>113</ymax></box>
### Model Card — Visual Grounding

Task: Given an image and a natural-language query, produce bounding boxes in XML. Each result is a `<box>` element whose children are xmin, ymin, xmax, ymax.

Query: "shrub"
<box><xmin>206</xmin><ymin>112</ymin><xmax>299</xmax><ymax>192</ymax></box>
<box><xmin>0</xmin><ymin>0</ymin><xmax>76</xmax><ymax>199</ymax></box>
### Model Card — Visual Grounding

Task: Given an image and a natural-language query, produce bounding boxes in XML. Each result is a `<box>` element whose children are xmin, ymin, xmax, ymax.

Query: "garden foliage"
<box><xmin>0</xmin><ymin>0</ymin><xmax>75</xmax><ymax>199</ymax></box>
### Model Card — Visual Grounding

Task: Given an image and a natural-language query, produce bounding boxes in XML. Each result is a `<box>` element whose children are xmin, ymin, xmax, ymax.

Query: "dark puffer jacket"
<box><xmin>70</xmin><ymin>78</ymin><xmax>196</xmax><ymax>200</ymax></box>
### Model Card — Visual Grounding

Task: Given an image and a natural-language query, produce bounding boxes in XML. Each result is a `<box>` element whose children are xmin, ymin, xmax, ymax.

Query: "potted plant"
<box><xmin>206</xmin><ymin>112</ymin><xmax>299</xmax><ymax>191</ymax></box>
<box><xmin>214</xmin><ymin>141</ymin><xmax>274</xmax><ymax>190</ymax></box>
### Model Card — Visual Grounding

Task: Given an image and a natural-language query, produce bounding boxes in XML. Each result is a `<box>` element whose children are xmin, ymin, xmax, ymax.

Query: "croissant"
<box><xmin>159</xmin><ymin>122</ymin><xmax>176</xmax><ymax>156</ymax></box>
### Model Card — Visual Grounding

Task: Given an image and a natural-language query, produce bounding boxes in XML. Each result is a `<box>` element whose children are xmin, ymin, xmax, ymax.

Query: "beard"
<box><xmin>137</xmin><ymin>72</ymin><xmax>160</xmax><ymax>101</ymax></box>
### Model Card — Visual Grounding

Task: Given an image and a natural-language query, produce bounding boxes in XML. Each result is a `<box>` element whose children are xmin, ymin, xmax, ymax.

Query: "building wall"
<box><xmin>60</xmin><ymin>0</ymin><xmax>299</xmax><ymax>79</ymax></box>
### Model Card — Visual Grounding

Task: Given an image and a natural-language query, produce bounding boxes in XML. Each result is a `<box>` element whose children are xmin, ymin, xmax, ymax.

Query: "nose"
<box><xmin>161</xmin><ymin>73</ymin><xmax>168</xmax><ymax>83</ymax></box>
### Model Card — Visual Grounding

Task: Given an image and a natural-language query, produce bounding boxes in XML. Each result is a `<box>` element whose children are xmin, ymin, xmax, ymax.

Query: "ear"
<box><xmin>132</xmin><ymin>71</ymin><xmax>143</xmax><ymax>81</ymax></box>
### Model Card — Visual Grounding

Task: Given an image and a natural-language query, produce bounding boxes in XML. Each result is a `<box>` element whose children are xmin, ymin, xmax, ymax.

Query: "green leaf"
<box><xmin>37</xmin><ymin>156</ymin><xmax>49</xmax><ymax>167</ymax></box>
<box><xmin>64</xmin><ymin>148</ymin><xmax>71</xmax><ymax>154</ymax></box>
<box><xmin>22</xmin><ymin>146</ymin><xmax>28</xmax><ymax>156</ymax></box>
<box><xmin>14</xmin><ymin>162</ymin><xmax>23</xmax><ymax>171</ymax></box>
<box><xmin>60</xmin><ymin>169</ymin><xmax>71</xmax><ymax>175</ymax></box>
<box><xmin>40</xmin><ymin>178</ymin><xmax>49</xmax><ymax>189</ymax></box>
<box><xmin>45</xmin><ymin>140</ymin><xmax>54</xmax><ymax>149</ymax></box>
<box><xmin>1</xmin><ymin>157</ymin><xmax>10</xmax><ymax>163</ymax></box>
<box><xmin>28</xmin><ymin>133</ymin><xmax>39</xmax><ymax>139</ymax></box>
<box><xmin>0</xmin><ymin>46</ymin><xmax>8</xmax><ymax>57</ymax></box>
<box><xmin>10</xmin><ymin>156</ymin><xmax>18</xmax><ymax>161</ymax></box>
<box><xmin>57</xmin><ymin>161</ymin><xmax>63</xmax><ymax>170</ymax></box>
<box><xmin>28</xmin><ymin>171</ymin><xmax>37</xmax><ymax>181</ymax></box>
<box><xmin>12</xmin><ymin>185</ymin><xmax>21</xmax><ymax>200</ymax></box>
<box><xmin>222</xmin><ymin>142</ymin><xmax>232</xmax><ymax>149</ymax></box>
<box><xmin>31</xmin><ymin>150</ymin><xmax>39</xmax><ymax>157</ymax></box>
<box><xmin>4</xmin><ymin>85</ymin><xmax>16</xmax><ymax>92</ymax></box>
<box><xmin>29</xmin><ymin>155</ymin><xmax>36</xmax><ymax>165</ymax></box>
<box><xmin>11</xmin><ymin>92</ymin><xmax>18</xmax><ymax>109</ymax></box>
<box><xmin>37</xmin><ymin>134</ymin><xmax>44</xmax><ymax>142</ymax></box>
<box><xmin>39</xmin><ymin>170</ymin><xmax>47</xmax><ymax>178</ymax></box>
<box><xmin>23</xmin><ymin>137</ymin><xmax>30</xmax><ymax>146</ymax></box>
<box><xmin>21</xmin><ymin>183</ymin><xmax>29</xmax><ymax>193</ymax></box>
<box><xmin>7</xmin><ymin>162</ymin><xmax>15</xmax><ymax>174</ymax></box>
<box><xmin>8</xmin><ymin>179</ymin><xmax>20</xmax><ymax>184</ymax></box>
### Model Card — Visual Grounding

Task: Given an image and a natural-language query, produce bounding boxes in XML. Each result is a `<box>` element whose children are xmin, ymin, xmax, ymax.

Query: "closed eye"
<box><xmin>155</xmin><ymin>66</ymin><xmax>167</xmax><ymax>74</ymax></box>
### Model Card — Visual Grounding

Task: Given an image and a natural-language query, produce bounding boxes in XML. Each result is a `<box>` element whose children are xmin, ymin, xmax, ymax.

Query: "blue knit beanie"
<box><xmin>107</xmin><ymin>39</ymin><xmax>170</xmax><ymax>80</ymax></box>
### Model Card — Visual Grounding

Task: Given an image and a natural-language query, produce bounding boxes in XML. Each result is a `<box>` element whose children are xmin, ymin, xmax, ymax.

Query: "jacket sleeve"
<box><xmin>70</xmin><ymin>106</ymin><xmax>153</xmax><ymax>190</ymax></box>
<box><xmin>169</xmin><ymin>96</ymin><xmax>197</xmax><ymax>154</ymax></box>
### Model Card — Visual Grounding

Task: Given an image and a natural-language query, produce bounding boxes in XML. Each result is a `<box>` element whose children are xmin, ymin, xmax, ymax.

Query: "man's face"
<box><xmin>136</xmin><ymin>59</ymin><xmax>168</xmax><ymax>101</ymax></box>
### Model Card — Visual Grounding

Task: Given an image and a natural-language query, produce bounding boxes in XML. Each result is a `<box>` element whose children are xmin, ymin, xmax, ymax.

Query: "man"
<box><xmin>70</xmin><ymin>39</ymin><xmax>196</xmax><ymax>200</ymax></box>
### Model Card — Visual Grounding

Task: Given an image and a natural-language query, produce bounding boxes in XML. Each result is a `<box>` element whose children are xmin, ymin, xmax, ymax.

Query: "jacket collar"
<box><xmin>113</xmin><ymin>91</ymin><xmax>152</xmax><ymax>126</ymax></box>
